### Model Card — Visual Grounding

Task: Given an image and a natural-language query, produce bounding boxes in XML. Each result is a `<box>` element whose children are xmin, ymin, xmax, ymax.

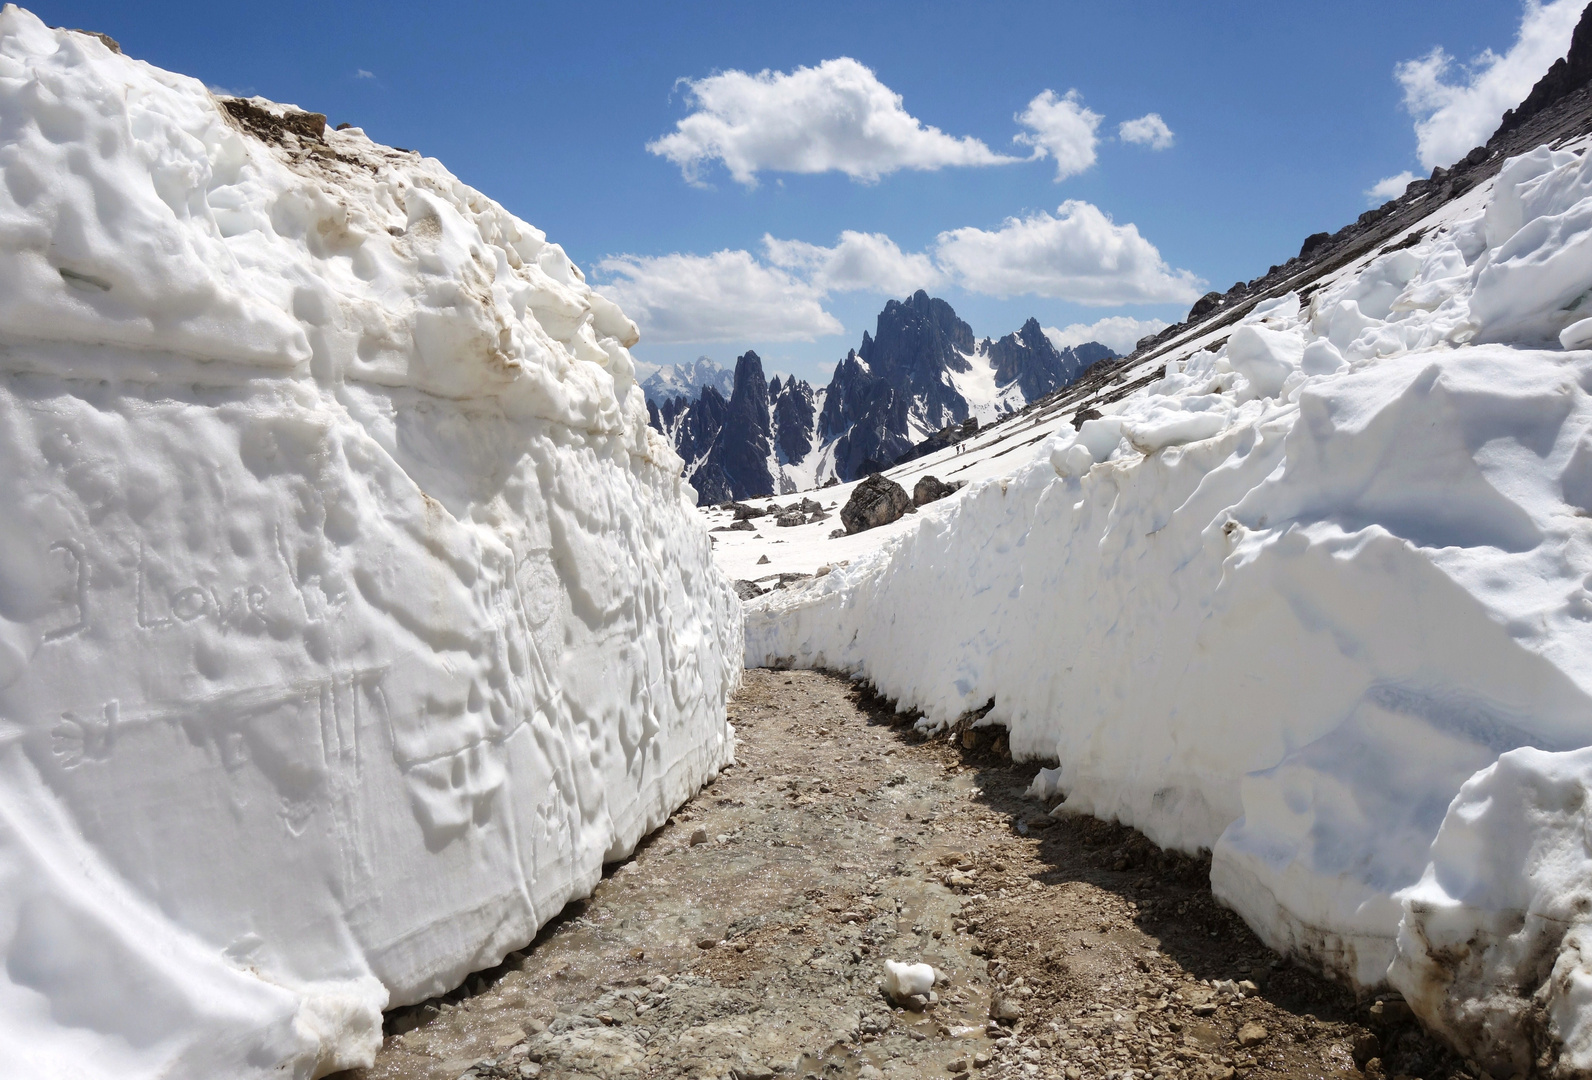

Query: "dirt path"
<box><xmin>348</xmin><ymin>670</ymin><xmax>1461</xmax><ymax>1080</ymax></box>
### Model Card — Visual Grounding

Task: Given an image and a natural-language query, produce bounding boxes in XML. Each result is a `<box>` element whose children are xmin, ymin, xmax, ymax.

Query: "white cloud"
<box><xmin>933</xmin><ymin>201</ymin><xmax>1202</xmax><ymax>306</ymax></box>
<box><xmin>595</xmin><ymin>250</ymin><xmax>841</xmax><ymax>343</ymax></box>
<box><xmin>1395</xmin><ymin>0</ymin><xmax>1582</xmax><ymax>170</ymax></box>
<box><xmin>355</xmin><ymin>69</ymin><xmax>376</xmax><ymax>80</ymax></box>
<box><xmin>1014</xmin><ymin>90</ymin><xmax>1102</xmax><ymax>181</ymax></box>
<box><xmin>1043</xmin><ymin>315</ymin><xmax>1170</xmax><ymax>355</ymax></box>
<box><xmin>646</xmin><ymin>57</ymin><xmax>1017</xmax><ymax>186</ymax></box>
<box><xmin>1118</xmin><ymin>113</ymin><xmax>1174</xmax><ymax>150</ymax></box>
<box><xmin>762</xmin><ymin>230</ymin><xmax>943</xmax><ymax>294</ymax></box>
<box><xmin>598</xmin><ymin>205</ymin><xmax>1197</xmax><ymax>344</ymax></box>
<box><xmin>1366</xmin><ymin>170</ymin><xmax>1420</xmax><ymax>203</ymax></box>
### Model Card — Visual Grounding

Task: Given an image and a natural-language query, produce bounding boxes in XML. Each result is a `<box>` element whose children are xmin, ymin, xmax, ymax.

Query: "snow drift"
<box><xmin>0</xmin><ymin>9</ymin><xmax>739</xmax><ymax>1078</ymax></box>
<box><xmin>747</xmin><ymin>142</ymin><xmax>1592</xmax><ymax>1073</ymax></box>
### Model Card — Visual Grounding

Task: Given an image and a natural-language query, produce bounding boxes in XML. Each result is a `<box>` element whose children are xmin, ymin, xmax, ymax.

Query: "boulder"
<box><xmin>775</xmin><ymin>511</ymin><xmax>805</xmax><ymax>527</ymax></box>
<box><xmin>1188</xmin><ymin>290</ymin><xmax>1225</xmax><ymax>322</ymax></box>
<box><xmin>728</xmin><ymin>519</ymin><xmax>755</xmax><ymax>532</ymax></box>
<box><xmin>841</xmin><ymin>474</ymin><xmax>912</xmax><ymax>534</ymax></box>
<box><xmin>912</xmin><ymin>475</ymin><xmax>959</xmax><ymax>507</ymax></box>
<box><xmin>733</xmin><ymin>580</ymin><xmax>765</xmax><ymax>600</ymax></box>
<box><xmin>1299</xmin><ymin>231</ymin><xmax>1332</xmax><ymax>260</ymax></box>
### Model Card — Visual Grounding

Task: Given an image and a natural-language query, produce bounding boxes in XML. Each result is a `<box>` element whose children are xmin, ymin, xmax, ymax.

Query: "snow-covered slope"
<box><xmin>744</xmin><ymin>140</ymin><xmax>1592</xmax><ymax>1075</ymax></box>
<box><xmin>0</xmin><ymin>9</ymin><xmax>739</xmax><ymax>1078</ymax></box>
<box><xmin>639</xmin><ymin>356</ymin><xmax>734</xmax><ymax>406</ymax></box>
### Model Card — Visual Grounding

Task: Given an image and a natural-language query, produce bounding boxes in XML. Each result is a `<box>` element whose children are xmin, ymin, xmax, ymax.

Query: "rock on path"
<box><xmin>342</xmin><ymin>670</ymin><xmax>1462</xmax><ymax>1080</ymax></box>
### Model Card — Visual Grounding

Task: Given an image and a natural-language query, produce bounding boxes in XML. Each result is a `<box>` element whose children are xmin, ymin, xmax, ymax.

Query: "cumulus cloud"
<box><xmin>1366</xmin><ymin>170</ymin><xmax>1420</xmax><ymax>203</ymax></box>
<box><xmin>1014</xmin><ymin>90</ymin><xmax>1102</xmax><ymax>181</ymax></box>
<box><xmin>1043</xmin><ymin>315</ymin><xmax>1170</xmax><ymax>355</ymax></box>
<box><xmin>1395</xmin><ymin>0</ymin><xmax>1582</xmax><ymax>171</ymax></box>
<box><xmin>598</xmin><ymin>205</ymin><xmax>1198</xmax><ymax>343</ymax></box>
<box><xmin>647</xmin><ymin>57</ymin><xmax>1017</xmax><ymax>186</ymax></box>
<box><xmin>763</xmin><ymin>230</ymin><xmax>944</xmax><ymax>294</ymax></box>
<box><xmin>1118</xmin><ymin>113</ymin><xmax>1174</xmax><ymax>150</ymax></box>
<box><xmin>595</xmin><ymin>250</ymin><xmax>841</xmax><ymax>343</ymax></box>
<box><xmin>933</xmin><ymin>201</ymin><xmax>1203</xmax><ymax>306</ymax></box>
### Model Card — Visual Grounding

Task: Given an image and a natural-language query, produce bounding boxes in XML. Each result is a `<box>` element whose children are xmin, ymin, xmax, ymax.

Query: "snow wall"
<box><xmin>0</xmin><ymin>9</ymin><xmax>740</xmax><ymax>1078</ymax></box>
<box><xmin>747</xmin><ymin>144</ymin><xmax>1592</xmax><ymax>1077</ymax></box>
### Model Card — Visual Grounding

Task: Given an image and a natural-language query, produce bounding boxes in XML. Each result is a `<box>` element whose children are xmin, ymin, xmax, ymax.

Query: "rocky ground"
<box><xmin>340</xmin><ymin>670</ymin><xmax>1470</xmax><ymax>1080</ymax></box>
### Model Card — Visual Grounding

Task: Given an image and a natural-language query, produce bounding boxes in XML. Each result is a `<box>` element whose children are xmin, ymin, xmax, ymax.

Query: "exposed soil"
<box><xmin>343</xmin><ymin>670</ymin><xmax>1468</xmax><ymax>1080</ymax></box>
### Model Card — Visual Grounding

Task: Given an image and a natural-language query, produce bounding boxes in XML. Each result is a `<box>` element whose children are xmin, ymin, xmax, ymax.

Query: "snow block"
<box><xmin>0</xmin><ymin>9</ymin><xmax>739</xmax><ymax>1077</ymax></box>
<box><xmin>746</xmin><ymin>139</ymin><xmax>1592</xmax><ymax>1067</ymax></box>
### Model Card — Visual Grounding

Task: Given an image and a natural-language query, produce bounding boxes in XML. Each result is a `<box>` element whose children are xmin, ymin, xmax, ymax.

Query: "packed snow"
<box><xmin>0</xmin><ymin>9</ymin><xmax>739</xmax><ymax>1078</ymax></box>
<box><xmin>744</xmin><ymin>140</ymin><xmax>1592</xmax><ymax>1073</ymax></box>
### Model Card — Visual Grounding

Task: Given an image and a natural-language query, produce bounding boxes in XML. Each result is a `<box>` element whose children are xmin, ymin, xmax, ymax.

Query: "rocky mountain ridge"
<box><xmin>648</xmin><ymin>291</ymin><xmax>1115</xmax><ymax>503</ymax></box>
<box><xmin>639</xmin><ymin>357</ymin><xmax>735</xmax><ymax>405</ymax></box>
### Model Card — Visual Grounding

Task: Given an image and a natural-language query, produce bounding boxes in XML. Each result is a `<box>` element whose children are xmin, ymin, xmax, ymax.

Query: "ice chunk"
<box><xmin>1226</xmin><ymin>325</ymin><xmax>1304</xmax><ymax>399</ymax></box>
<box><xmin>1390</xmin><ymin>747</ymin><xmax>1592</xmax><ymax>1079</ymax></box>
<box><xmin>882</xmin><ymin>960</ymin><xmax>936</xmax><ymax>1002</ymax></box>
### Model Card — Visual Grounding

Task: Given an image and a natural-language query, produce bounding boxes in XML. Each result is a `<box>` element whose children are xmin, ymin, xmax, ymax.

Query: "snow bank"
<box><xmin>0</xmin><ymin>9</ymin><xmax>739</xmax><ymax>1077</ymax></box>
<box><xmin>748</xmin><ymin>143</ymin><xmax>1592</xmax><ymax>1068</ymax></box>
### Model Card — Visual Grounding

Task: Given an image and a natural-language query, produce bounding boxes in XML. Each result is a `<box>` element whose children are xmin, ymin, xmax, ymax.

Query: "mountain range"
<box><xmin>640</xmin><ymin>357</ymin><xmax>736</xmax><ymax>406</ymax></box>
<box><xmin>646</xmin><ymin>290</ymin><xmax>1114</xmax><ymax>504</ymax></box>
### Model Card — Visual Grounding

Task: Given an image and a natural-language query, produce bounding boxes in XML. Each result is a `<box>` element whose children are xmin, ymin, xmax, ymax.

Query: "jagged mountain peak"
<box><xmin>640</xmin><ymin>355</ymin><xmax>735</xmax><ymax>405</ymax></box>
<box><xmin>648</xmin><ymin>293</ymin><xmax>1114</xmax><ymax>502</ymax></box>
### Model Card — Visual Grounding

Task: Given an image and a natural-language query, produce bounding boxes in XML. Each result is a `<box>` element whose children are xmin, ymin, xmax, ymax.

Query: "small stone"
<box><xmin>858</xmin><ymin>1067</ymin><xmax>885</xmax><ymax>1080</ymax></box>
<box><xmin>689</xmin><ymin>827</ymin><xmax>709</xmax><ymax>846</ymax></box>
<box><xmin>1237</xmin><ymin>1022</ymin><xmax>1269</xmax><ymax>1047</ymax></box>
<box><xmin>697</xmin><ymin>937</ymin><xmax>718</xmax><ymax>949</ymax></box>
<box><xmin>974</xmin><ymin>1053</ymin><xmax>992</xmax><ymax>1068</ymax></box>
<box><xmin>493</xmin><ymin>1029</ymin><xmax>526</xmax><ymax>1050</ymax></box>
<box><xmin>947</xmin><ymin>1058</ymin><xmax>969</xmax><ymax>1074</ymax></box>
<box><xmin>519</xmin><ymin>1064</ymin><xmax>541</xmax><ymax>1079</ymax></box>
<box><xmin>989</xmin><ymin>994</ymin><xmax>1024</xmax><ymax>1022</ymax></box>
<box><xmin>757</xmin><ymin>554</ymin><xmax>770</xmax><ymax>564</ymax></box>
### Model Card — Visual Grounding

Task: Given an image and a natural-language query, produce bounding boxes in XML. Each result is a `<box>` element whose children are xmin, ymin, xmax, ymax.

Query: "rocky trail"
<box><xmin>345</xmin><ymin>671</ymin><xmax>1465</xmax><ymax>1080</ymax></box>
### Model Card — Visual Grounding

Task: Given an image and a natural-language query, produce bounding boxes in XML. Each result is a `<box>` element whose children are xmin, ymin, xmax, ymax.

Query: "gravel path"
<box><xmin>343</xmin><ymin>670</ymin><xmax>1463</xmax><ymax>1080</ymax></box>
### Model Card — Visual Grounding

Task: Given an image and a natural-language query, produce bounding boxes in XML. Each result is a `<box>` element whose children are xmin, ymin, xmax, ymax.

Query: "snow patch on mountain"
<box><xmin>745</xmin><ymin>140</ymin><xmax>1592</xmax><ymax>1074</ymax></box>
<box><xmin>0</xmin><ymin>10</ymin><xmax>739</xmax><ymax>1078</ymax></box>
<box><xmin>639</xmin><ymin>356</ymin><xmax>735</xmax><ymax>405</ymax></box>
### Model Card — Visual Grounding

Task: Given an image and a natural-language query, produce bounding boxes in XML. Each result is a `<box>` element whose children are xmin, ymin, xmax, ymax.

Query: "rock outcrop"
<box><xmin>649</xmin><ymin>293</ymin><xmax>1114</xmax><ymax>501</ymax></box>
<box><xmin>691</xmin><ymin>351</ymin><xmax>776</xmax><ymax>505</ymax></box>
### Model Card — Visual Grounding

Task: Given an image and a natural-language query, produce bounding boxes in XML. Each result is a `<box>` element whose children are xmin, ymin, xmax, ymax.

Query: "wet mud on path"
<box><xmin>346</xmin><ymin>669</ymin><xmax>1466</xmax><ymax>1080</ymax></box>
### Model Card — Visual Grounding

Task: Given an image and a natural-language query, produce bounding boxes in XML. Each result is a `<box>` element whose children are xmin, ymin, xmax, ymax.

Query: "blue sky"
<box><xmin>34</xmin><ymin>0</ymin><xmax>1582</xmax><ymax>382</ymax></box>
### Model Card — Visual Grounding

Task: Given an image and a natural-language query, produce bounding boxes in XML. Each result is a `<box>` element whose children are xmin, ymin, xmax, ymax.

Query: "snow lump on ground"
<box><xmin>0</xmin><ymin>8</ymin><xmax>739</xmax><ymax>1078</ymax></box>
<box><xmin>746</xmin><ymin>141</ymin><xmax>1592</xmax><ymax>1073</ymax></box>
